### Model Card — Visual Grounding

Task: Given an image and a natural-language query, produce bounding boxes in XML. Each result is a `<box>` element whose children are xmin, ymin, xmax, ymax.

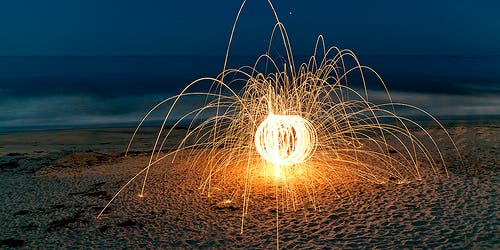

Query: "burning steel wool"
<box><xmin>99</xmin><ymin>0</ymin><xmax>461</xmax><ymax>248</ymax></box>
<box><xmin>255</xmin><ymin>114</ymin><xmax>316</xmax><ymax>168</ymax></box>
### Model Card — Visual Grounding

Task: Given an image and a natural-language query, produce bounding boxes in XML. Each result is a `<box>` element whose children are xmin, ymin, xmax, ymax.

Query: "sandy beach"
<box><xmin>0</xmin><ymin>120</ymin><xmax>498</xmax><ymax>248</ymax></box>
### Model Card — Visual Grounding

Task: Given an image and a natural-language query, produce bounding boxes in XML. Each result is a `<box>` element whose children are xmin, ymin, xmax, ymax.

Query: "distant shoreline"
<box><xmin>1</xmin><ymin>115</ymin><xmax>499</xmax><ymax>134</ymax></box>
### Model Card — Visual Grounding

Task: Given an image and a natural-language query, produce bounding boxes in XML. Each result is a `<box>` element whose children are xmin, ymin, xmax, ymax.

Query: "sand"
<box><xmin>0</xmin><ymin>121</ymin><xmax>498</xmax><ymax>249</ymax></box>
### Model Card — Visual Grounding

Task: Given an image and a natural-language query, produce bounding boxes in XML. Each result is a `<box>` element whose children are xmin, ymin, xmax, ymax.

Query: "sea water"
<box><xmin>0</xmin><ymin>55</ymin><xmax>498</xmax><ymax>131</ymax></box>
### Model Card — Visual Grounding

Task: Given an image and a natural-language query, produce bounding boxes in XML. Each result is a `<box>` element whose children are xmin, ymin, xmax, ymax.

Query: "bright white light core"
<box><xmin>255</xmin><ymin>114</ymin><xmax>316</xmax><ymax>166</ymax></box>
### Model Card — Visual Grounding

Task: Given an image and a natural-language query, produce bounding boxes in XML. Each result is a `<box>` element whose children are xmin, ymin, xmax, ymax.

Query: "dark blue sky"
<box><xmin>0</xmin><ymin>0</ymin><xmax>499</xmax><ymax>56</ymax></box>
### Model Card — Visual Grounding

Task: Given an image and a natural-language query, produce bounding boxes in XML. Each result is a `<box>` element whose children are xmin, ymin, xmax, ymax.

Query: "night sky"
<box><xmin>0</xmin><ymin>0</ymin><xmax>499</xmax><ymax>56</ymax></box>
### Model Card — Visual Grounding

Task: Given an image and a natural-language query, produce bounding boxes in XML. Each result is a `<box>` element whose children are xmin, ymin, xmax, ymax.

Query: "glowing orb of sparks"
<box><xmin>255</xmin><ymin>114</ymin><xmax>316</xmax><ymax>167</ymax></box>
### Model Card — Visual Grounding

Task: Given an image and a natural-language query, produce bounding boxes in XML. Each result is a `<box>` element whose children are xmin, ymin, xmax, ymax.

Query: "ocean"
<box><xmin>0</xmin><ymin>55</ymin><xmax>498</xmax><ymax>132</ymax></box>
